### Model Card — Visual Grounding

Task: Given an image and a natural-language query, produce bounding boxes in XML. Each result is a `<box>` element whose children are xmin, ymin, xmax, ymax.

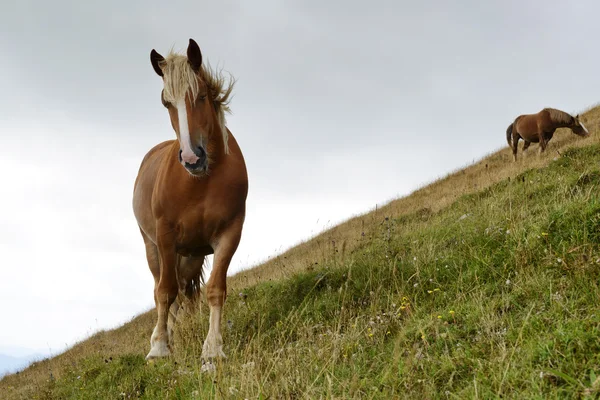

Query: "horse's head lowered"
<box><xmin>150</xmin><ymin>39</ymin><xmax>233</xmax><ymax>176</ymax></box>
<box><xmin>571</xmin><ymin>114</ymin><xmax>590</xmax><ymax>137</ymax></box>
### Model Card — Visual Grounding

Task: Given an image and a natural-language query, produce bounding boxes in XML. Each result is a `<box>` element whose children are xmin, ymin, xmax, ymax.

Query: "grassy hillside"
<box><xmin>2</xmin><ymin>105</ymin><xmax>600</xmax><ymax>399</ymax></box>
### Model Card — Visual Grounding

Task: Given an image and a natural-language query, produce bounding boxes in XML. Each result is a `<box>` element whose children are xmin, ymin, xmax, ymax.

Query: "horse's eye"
<box><xmin>161</xmin><ymin>90</ymin><xmax>169</xmax><ymax>108</ymax></box>
<box><xmin>198</xmin><ymin>94</ymin><xmax>207</xmax><ymax>102</ymax></box>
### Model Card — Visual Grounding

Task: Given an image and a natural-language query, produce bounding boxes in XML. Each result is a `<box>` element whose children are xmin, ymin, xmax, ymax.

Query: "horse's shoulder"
<box><xmin>140</xmin><ymin>140</ymin><xmax>175</xmax><ymax>167</ymax></box>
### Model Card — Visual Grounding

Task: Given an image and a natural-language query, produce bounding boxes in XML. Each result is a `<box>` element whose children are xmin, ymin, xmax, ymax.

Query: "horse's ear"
<box><xmin>150</xmin><ymin>49</ymin><xmax>165</xmax><ymax>77</ymax></box>
<box><xmin>576</xmin><ymin>114</ymin><xmax>580</xmax><ymax>119</ymax></box>
<box><xmin>187</xmin><ymin>39</ymin><xmax>202</xmax><ymax>73</ymax></box>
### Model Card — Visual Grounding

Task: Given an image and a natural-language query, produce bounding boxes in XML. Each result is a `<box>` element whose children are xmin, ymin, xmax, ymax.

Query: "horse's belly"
<box><xmin>176</xmin><ymin>244</ymin><xmax>214</xmax><ymax>257</ymax></box>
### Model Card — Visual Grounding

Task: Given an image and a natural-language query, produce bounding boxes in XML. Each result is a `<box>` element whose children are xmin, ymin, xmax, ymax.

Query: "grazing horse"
<box><xmin>133</xmin><ymin>39</ymin><xmax>248</xmax><ymax>362</ymax></box>
<box><xmin>506</xmin><ymin>108</ymin><xmax>589</xmax><ymax>161</ymax></box>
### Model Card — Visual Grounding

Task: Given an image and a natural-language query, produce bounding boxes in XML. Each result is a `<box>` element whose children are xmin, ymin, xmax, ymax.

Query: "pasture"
<box><xmin>2</xmin><ymin>105</ymin><xmax>599</xmax><ymax>399</ymax></box>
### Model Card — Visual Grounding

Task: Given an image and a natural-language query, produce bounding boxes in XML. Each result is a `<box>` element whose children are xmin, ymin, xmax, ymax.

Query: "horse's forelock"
<box><xmin>161</xmin><ymin>53</ymin><xmax>200</xmax><ymax>104</ymax></box>
<box><xmin>160</xmin><ymin>52</ymin><xmax>235</xmax><ymax>154</ymax></box>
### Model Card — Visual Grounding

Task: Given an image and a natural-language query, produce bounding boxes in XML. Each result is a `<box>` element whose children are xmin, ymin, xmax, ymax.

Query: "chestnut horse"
<box><xmin>506</xmin><ymin>108</ymin><xmax>589</xmax><ymax>161</ymax></box>
<box><xmin>133</xmin><ymin>39</ymin><xmax>248</xmax><ymax>363</ymax></box>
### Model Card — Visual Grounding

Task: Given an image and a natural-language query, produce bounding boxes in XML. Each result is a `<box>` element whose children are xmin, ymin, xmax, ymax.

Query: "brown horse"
<box><xmin>133</xmin><ymin>39</ymin><xmax>248</xmax><ymax>364</ymax></box>
<box><xmin>506</xmin><ymin>108</ymin><xmax>589</xmax><ymax>161</ymax></box>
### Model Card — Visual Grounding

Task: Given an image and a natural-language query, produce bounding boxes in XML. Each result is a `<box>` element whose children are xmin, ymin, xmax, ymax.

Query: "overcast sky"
<box><xmin>1</xmin><ymin>0</ymin><xmax>599</xmax><ymax>359</ymax></box>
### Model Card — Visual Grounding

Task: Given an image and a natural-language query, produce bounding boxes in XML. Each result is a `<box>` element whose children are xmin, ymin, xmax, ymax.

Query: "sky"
<box><xmin>1</xmin><ymin>0</ymin><xmax>599</xmax><ymax>364</ymax></box>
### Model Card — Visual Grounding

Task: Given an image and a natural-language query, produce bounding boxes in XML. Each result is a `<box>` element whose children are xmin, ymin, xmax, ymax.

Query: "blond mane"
<box><xmin>544</xmin><ymin>108</ymin><xmax>573</xmax><ymax>125</ymax></box>
<box><xmin>159</xmin><ymin>52</ymin><xmax>235</xmax><ymax>154</ymax></box>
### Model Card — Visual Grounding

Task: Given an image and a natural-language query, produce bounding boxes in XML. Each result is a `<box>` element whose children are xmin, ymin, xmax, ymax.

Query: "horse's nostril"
<box><xmin>179</xmin><ymin>149</ymin><xmax>183</xmax><ymax>162</ymax></box>
<box><xmin>196</xmin><ymin>146</ymin><xmax>206</xmax><ymax>158</ymax></box>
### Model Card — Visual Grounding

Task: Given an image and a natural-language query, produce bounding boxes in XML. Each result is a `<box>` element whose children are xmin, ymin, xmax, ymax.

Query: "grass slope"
<box><xmin>2</xmin><ymin>106</ymin><xmax>600</xmax><ymax>399</ymax></box>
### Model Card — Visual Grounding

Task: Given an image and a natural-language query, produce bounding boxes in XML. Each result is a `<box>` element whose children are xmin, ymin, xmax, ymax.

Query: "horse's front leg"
<box><xmin>168</xmin><ymin>255</ymin><xmax>205</xmax><ymax>331</ymax></box>
<box><xmin>539</xmin><ymin>135</ymin><xmax>548</xmax><ymax>154</ymax></box>
<box><xmin>146</xmin><ymin>221</ymin><xmax>179</xmax><ymax>360</ymax></box>
<box><xmin>201</xmin><ymin>224</ymin><xmax>242</xmax><ymax>367</ymax></box>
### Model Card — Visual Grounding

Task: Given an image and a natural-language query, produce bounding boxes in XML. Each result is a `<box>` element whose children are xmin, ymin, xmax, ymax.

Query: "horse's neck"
<box><xmin>551</xmin><ymin>113</ymin><xmax>574</xmax><ymax>129</ymax></box>
<box><xmin>557</xmin><ymin>121</ymin><xmax>573</xmax><ymax>129</ymax></box>
<box><xmin>556</xmin><ymin>122</ymin><xmax>573</xmax><ymax>129</ymax></box>
<box><xmin>208</xmin><ymin>126</ymin><xmax>228</xmax><ymax>163</ymax></box>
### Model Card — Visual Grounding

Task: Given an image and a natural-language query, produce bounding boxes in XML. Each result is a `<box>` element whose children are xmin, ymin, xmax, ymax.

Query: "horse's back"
<box><xmin>516</xmin><ymin>109</ymin><xmax>549</xmax><ymax>128</ymax></box>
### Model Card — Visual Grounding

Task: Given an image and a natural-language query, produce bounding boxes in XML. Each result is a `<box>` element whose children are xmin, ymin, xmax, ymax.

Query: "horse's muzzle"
<box><xmin>179</xmin><ymin>146</ymin><xmax>208</xmax><ymax>174</ymax></box>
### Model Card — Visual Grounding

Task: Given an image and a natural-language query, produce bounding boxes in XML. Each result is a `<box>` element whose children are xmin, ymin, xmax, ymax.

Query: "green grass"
<box><xmin>4</xmin><ymin>144</ymin><xmax>600</xmax><ymax>399</ymax></box>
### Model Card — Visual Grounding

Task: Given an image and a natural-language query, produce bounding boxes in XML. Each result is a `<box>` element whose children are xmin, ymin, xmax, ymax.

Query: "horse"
<box><xmin>506</xmin><ymin>108</ymin><xmax>589</xmax><ymax>161</ymax></box>
<box><xmin>132</xmin><ymin>39</ymin><xmax>248</xmax><ymax>364</ymax></box>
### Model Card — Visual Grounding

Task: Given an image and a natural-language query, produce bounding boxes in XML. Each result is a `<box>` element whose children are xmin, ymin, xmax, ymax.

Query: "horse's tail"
<box><xmin>184</xmin><ymin>257</ymin><xmax>207</xmax><ymax>301</ymax></box>
<box><xmin>506</xmin><ymin>122</ymin><xmax>514</xmax><ymax>146</ymax></box>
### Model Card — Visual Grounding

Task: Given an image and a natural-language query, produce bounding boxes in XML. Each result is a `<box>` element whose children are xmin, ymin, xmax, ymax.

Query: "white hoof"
<box><xmin>146</xmin><ymin>340</ymin><xmax>171</xmax><ymax>360</ymax></box>
<box><xmin>202</xmin><ymin>339</ymin><xmax>226</xmax><ymax>360</ymax></box>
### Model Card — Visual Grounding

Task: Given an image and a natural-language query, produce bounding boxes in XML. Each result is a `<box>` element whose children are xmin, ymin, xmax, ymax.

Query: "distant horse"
<box><xmin>133</xmin><ymin>39</ymin><xmax>248</xmax><ymax>363</ymax></box>
<box><xmin>506</xmin><ymin>108</ymin><xmax>589</xmax><ymax>161</ymax></box>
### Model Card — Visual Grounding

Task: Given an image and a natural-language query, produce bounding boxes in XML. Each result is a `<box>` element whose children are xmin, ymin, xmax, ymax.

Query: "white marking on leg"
<box><xmin>177</xmin><ymin>99</ymin><xmax>198</xmax><ymax>164</ymax></box>
<box><xmin>146</xmin><ymin>301</ymin><xmax>173</xmax><ymax>360</ymax></box>
<box><xmin>147</xmin><ymin>322</ymin><xmax>171</xmax><ymax>359</ymax></box>
<box><xmin>150</xmin><ymin>323</ymin><xmax>159</xmax><ymax>347</ymax></box>
<box><xmin>202</xmin><ymin>305</ymin><xmax>226</xmax><ymax>360</ymax></box>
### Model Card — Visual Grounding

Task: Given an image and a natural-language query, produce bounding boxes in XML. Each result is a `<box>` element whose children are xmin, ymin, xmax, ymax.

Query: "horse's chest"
<box><xmin>176</xmin><ymin>207</ymin><xmax>222</xmax><ymax>250</ymax></box>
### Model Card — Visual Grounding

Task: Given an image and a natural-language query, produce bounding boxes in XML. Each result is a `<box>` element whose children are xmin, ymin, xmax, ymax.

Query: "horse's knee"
<box><xmin>206</xmin><ymin>284</ymin><xmax>226</xmax><ymax>306</ymax></box>
<box><xmin>156</xmin><ymin>281</ymin><xmax>178</xmax><ymax>304</ymax></box>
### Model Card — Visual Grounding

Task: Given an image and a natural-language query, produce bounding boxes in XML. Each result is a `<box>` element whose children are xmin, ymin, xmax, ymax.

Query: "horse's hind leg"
<box><xmin>170</xmin><ymin>255</ymin><xmax>205</xmax><ymax>327</ymax></box>
<box><xmin>154</xmin><ymin>256</ymin><xmax>190</xmax><ymax>354</ymax></box>
<box><xmin>539</xmin><ymin>135</ymin><xmax>548</xmax><ymax>154</ymax></box>
<box><xmin>511</xmin><ymin>133</ymin><xmax>521</xmax><ymax>161</ymax></box>
<box><xmin>167</xmin><ymin>267</ymin><xmax>183</xmax><ymax>344</ymax></box>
